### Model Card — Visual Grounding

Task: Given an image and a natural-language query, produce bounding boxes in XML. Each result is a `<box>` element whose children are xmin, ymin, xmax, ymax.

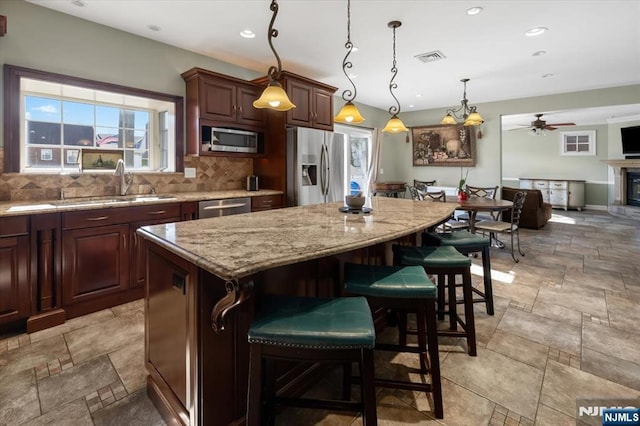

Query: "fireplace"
<box><xmin>628</xmin><ymin>172</ymin><xmax>640</xmax><ymax>207</ymax></box>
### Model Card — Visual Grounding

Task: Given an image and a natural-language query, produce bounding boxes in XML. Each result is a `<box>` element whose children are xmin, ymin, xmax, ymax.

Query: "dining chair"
<box><xmin>457</xmin><ymin>185</ymin><xmax>500</xmax><ymax>221</ymax></box>
<box><xmin>413</xmin><ymin>179</ymin><xmax>436</xmax><ymax>192</ymax></box>
<box><xmin>474</xmin><ymin>191</ymin><xmax>526</xmax><ymax>262</ymax></box>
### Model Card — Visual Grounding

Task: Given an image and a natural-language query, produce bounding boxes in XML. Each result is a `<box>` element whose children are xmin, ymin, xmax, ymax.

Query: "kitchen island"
<box><xmin>137</xmin><ymin>197</ymin><xmax>456</xmax><ymax>425</ymax></box>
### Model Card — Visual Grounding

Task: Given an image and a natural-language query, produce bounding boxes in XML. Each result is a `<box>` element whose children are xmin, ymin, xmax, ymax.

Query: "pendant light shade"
<box><xmin>382</xmin><ymin>21</ymin><xmax>408</xmax><ymax>134</ymax></box>
<box><xmin>253</xmin><ymin>0</ymin><xmax>296</xmax><ymax>112</ymax></box>
<box><xmin>334</xmin><ymin>0</ymin><xmax>365</xmax><ymax>124</ymax></box>
<box><xmin>253</xmin><ymin>80</ymin><xmax>295</xmax><ymax>111</ymax></box>
<box><xmin>381</xmin><ymin>115</ymin><xmax>409</xmax><ymax>133</ymax></box>
<box><xmin>440</xmin><ymin>78</ymin><xmax>484</xmax><ymax>126</ymax></box>
<box><xmin>334</xmin><ymin>101</ymin><xmax>365</xmax><ymax>123</ymax></box>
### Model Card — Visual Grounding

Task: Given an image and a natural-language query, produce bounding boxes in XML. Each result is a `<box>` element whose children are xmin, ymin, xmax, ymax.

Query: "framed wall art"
<box><xmin>81</xmin><ymin>149</ymin><xmax>123</xmax><ymax>171</ymax></box>
<box><xmin>411</xmin><ymin>123</ymin><xmax>476</xmax><ymax>167</ymax></box>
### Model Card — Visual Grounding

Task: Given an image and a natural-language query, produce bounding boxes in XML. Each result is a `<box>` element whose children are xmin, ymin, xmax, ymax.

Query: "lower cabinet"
<box><xmin>0</xmin><ymin>216</ymin><xmax>30</xmax><ymax>326</ymax></box>
<box><xmin>62</xmin><ymin>224</ymin><xmax>130</xmax><ymax>307</ymax></box>
<box><xmin>251</xmin><ymin>194</ymin><xmax>283</xmax><ymax>212</ymax></box>
<box><xmin>519</xmin><ymin>178</ymin><xmax>586</xmax><ymax>210</ymax></box>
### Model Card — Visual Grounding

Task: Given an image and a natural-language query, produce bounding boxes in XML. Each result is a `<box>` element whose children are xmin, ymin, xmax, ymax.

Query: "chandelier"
<box><xmin>441</xmin><ymin>78</ymin><xmax>484</xmax><ymax>126</ymax></box>
<box><xmin>334</xmin><ymin>0</ymin><xmax>365</xmax><ymax>124</ymax></box>
<box><xmin>381</xmin><ymin>21</ymin><xmax>408</xmax><ymax>133</ymax></box>
<box><xmin>253</xmin><ymin>0</ymin><xmax>296</xmax><ymax>111</ymax></box>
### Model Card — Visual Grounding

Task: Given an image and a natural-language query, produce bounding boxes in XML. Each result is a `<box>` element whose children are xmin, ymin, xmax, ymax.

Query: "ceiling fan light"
<box><xmin>253</xmin><ymin>81</ymin><xmax>296</xmax><ymax>111</ymax></box>
<box><xmin>382</xmin><ymin>115</ymin><xmax>409</xmax><ymax>133</ymax></box>
<box><xmin>464</xmin><ymin>111</ymin><xmax>484</xmax><ymax>126</ymax></box>
<box><xmin>334</xmin><ymin>101</ymin><xmax>365</xmax><ymax>124</ymax></box>
<box><xmin>441</xmin><ymin>113</ymin><xmax>457</xmax><ymax>125</ymax></box>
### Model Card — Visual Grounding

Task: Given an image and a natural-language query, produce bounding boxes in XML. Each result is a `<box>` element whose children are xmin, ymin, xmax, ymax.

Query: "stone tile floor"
<box><xmin>1</xmin><ymin>209</ymin><xmax>639</xmax><ymax>425</ymax></box>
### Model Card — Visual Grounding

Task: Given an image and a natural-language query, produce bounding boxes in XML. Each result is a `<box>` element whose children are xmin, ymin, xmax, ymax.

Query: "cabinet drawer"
<box><xmin>251</xmin><ymin>195</ymin><xmax>283</xmax><ymax>211</ymax></box>
<box><xmin>533</xmin><ymin>181</ymin><xmax>549</xmax><ymax>190</ymax></box>
<box><xmin>549</xmin><ymin>181</ymin><xmax>568</xmax><ymax>189</ymax></box>
<box><xmin>0</xmin><ymin>216</ymin><xmax>29</xmax><ymax>237</ymax></box>
<box><xmin>63</xmin><ymin>203</ymin><xmax>181</xmax><ymax>230</ymax></box>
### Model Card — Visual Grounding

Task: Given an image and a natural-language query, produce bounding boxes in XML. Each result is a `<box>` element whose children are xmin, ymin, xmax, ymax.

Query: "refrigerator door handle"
<box><xmin>320</xmin><ymin>143</ymin><xmax>327</xmax><ymax>196</ymax></box>
<box><xmin>323</xmin><ymin>143</ymin><xmax>330</xmax><ymax>196</ymax></box>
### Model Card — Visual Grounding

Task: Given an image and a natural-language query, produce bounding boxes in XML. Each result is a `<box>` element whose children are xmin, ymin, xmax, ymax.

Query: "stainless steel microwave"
<box><xmin>206</xmin><ymin>127</ymin><xmax>259</xmax><ymax>154</ymax></box>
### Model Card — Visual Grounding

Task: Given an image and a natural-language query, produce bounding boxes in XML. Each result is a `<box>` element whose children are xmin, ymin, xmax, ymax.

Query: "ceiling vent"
<box><xmin>415</xmin><ymin>50</ymin><xmax>446</xmax><ymax>63</ymax></box>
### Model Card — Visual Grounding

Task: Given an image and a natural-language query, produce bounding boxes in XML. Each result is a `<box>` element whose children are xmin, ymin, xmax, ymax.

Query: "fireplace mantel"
<box><xmin>603</xmin><ymin>159</ymin><xmax>640</xmax><ymax>168</ymax></box>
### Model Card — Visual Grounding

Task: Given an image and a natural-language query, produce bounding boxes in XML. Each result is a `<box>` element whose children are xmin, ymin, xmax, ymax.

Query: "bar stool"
<box><xmin>246</xmin><ymin>295</ymin><xmax>377</xmax><ymax>426</ymax></box>
<box><xmin>423</xmin><ymin>230</ymin><xmax>494</xmax><ymax>316</ymax></box>
<box><xmin>394</xmin><ymin>245</ymin><xmax>477</xmax><ymax>357</ymax></box>
<box><xmin>343</xmin><ymin>263</ymin><xmax>443</xmax><ymax>419</ymax></box>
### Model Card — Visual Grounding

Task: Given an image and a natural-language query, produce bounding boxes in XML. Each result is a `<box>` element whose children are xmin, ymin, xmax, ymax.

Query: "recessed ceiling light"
<box><xmin>240</xmin><ymin>30</ymin><xmax>255</xmax><ymax>39</ymax></box>
<box><xmin>466</xmin><ymin>6</ymin><xmax>483</xmax><ymax>15</ymax></box>
<box><xmin>408</xmin><ymin>104</ymin><xmax>415</xmax><ymax>108</ymax></box>
<box><xmin>532</xmin><ymin>50</ymin><xmax>547</xmax><ymax>56</ymax></box>
<box><xmin>147</xmin><ymin>25</ymin><xmax>161</xmax><ymax>32</ymax></box>
<box><xmin>72</xmin><ymin>0</ymin><xmax>85</xmax><ymax>7</ymax></box>
<box><xmin>525</xmin><ymin>27</ymin><xmax>548</xmax><ymax>37</ymax></box>
<box><xmin>351</xmin><ymin>46</ymin><xmax>359</xmax><ymax>52</ymax></box>
<box><xmin>348</xmin><ymin>73</ymin><xmax>358</xmax><ymax>79</ymax></box>
<box><xmin>542</xmin><ymin>73</ymin><xmax>554</xmax><ymax>78</ymax></box>
<box><xmin>416</xmin><ymin>94</ymin><xmax>424</xmax><ymax>98</ymax></box>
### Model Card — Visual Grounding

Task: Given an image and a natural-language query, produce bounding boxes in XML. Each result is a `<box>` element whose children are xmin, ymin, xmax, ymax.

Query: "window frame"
<box><xmin>559</xmin><ymin>130</ymin><xmax>596</xmax><ymax>156</ymax></box>
<box><xmin>3</xmin><ymin>64</ymin><xmax>184</xmax><ymax>173</ymax></box>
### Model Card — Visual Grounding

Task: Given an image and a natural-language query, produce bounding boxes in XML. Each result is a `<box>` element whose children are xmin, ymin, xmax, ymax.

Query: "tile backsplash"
<box><xmin>0</xmin><ymin>148</ymin><xmax>252</xmax><ymax>201</ymax></box>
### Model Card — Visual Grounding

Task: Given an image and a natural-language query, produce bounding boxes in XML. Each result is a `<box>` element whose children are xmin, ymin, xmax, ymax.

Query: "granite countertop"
<box><xmin>0</xmin><ymin>189</ymin><xmax>282</xmax><ymax>217</ymax></box>
<box><xmin>137</xmin><ymin>197</ymin><xmax>457</xmax><ymax>281</ymax></box>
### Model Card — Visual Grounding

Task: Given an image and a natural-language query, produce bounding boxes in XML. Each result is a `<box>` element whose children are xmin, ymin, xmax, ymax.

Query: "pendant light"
<box><xmin>382</xmin><ymin>21</ymin><xmax>408</xmax><ymax>133</ymax></box>
<box><xmin>253</xmin><ymin>0</ymin><xmax>296</xmax><ymax>111</ymax></box>
<box><xmin>440</xmin><ymin>78</ymin><xmax>484</xmax><ymax>126</ymax></box>
<box><xmin>334</xmin><ymin>0</ymin><xmax>365</xmax><ymax>124</ymax></box>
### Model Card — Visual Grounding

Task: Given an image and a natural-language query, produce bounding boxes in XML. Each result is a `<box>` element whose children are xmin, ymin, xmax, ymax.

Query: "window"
<box><xmin>3</xmin><ymin>65</ymin><xmax>183</xmax><ymax>173</ymax></box>
<box><xmin>335</xmin><ymin>124</ymin><xmax>373</xmax><ymax>196</ymax></box>
<box><xmin>560</xmin><ymin>130</ymin><xmax>596</xmax><ymax>156</ymax></box>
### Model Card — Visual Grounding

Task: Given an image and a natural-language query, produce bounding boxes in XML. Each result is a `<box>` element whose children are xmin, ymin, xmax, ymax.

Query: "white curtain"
<box><xmin>365</xmin><ymin>129</ymin><xmax>383</xmax><ymax>207</ymax></box>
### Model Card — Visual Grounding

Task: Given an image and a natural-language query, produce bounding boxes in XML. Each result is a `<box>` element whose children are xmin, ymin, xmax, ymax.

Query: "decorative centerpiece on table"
<box><xmin>457</xmin><ymin>168</ymin><xmax>470</xmax><ymax>201</ymax></box>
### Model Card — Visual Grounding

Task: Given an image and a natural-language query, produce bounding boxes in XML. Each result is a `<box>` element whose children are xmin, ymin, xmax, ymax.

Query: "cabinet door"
<box><xmin>0</xmin><ymin>235</ymin><xmax>30</xmax><ymax>325</ymax></box>
<box><xmin>312</xmin><ymin>87</ymin><xmax>334</xmax><ymax>131</ymax></box>
<box><xmin>236</xmin><ymin>84</ymin><xmax>267</xmax><ymax>128</ymax></box>
<box><xmin>62</xmin><ymin>224</ymin><xmax>129</xmax><ymax>306</ymax></box>
<box><xmin>286</xmin><ymin>79</ymin><xmax>313</xmax><ymax>127</ymax></box>
<box><xmin>568</xmin><ymin>181</ymin><xmax>585</xmax><ymax>210</ymax></box>
<box><xmin>533</xmin><ymin>180</ymin><xmax>550</xmax><ymax>203</ymax></box>
<box><xmin>200</xmin><ymin>78</ymin><xmax>236</xmax><ymax>123</ymax></box>
<box><xmin>549</xmin><ymin>181</ymin><xmax>568</xmax><ymax>209</ymax></box>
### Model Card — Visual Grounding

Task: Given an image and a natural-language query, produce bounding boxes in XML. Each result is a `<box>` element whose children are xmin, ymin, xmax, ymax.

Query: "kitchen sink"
<box><xmin>50</xmin><ymin>194</ymin><xmax>177</xmax><ymax>207</ymax></box>
<box><xmin>127</xmin><ymin>195</ymin><xmax>178</xmax><ymax>202</ymax></box>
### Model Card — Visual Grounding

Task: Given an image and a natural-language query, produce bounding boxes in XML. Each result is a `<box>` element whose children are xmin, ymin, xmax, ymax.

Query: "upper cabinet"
<box><xmin>254</xmin><ymin>71</ymin><xmax>337</xmax><ymax>131</ymax></box>
<box><xmin>182</xmin><ymin>67</ymin><xmax>267</xmax><ymax>156</ymax></box>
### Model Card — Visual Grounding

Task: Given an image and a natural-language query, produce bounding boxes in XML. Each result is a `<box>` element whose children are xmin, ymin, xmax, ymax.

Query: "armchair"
<box><xmin>501</xmin><ymin>187</ymin><xmax>552</xmax><ymax>229</ymax></box>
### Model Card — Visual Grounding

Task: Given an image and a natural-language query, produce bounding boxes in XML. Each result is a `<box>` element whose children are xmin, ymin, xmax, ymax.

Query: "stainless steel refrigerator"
<box><xmin>286</xmin><ymin>127</ymin><xmax>347</xmax><ymax>206</ymax></box>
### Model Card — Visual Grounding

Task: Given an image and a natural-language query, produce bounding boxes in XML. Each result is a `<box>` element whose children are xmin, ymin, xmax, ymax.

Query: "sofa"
<box><xmin>501</xmin><ymin>187</ymin><xmax>552</xmax><ymax>229</ymax></box>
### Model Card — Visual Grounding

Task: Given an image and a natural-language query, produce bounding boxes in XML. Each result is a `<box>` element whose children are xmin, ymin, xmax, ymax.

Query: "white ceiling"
<box><xmin>26</xmin><ymin>0</ymin><xmax>640</xmax><ymax>116</ymax></box>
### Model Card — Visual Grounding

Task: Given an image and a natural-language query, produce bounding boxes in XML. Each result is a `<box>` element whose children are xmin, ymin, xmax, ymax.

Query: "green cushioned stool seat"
<box><xmin>342</xmin><ymin>262</ymin><xmax>443</xmax><ymax>419</ymax></box>
<box><xmin>248</xmin><ymin>295</ymin><xmax>375</xmax><ymax>349</ymax></box>
<box><xmin>424</xmin><ymin>230</ymin><xmax>495</xmax><ymax>316</ymax></box>
<box><xmin>396</xmin><ymin>245</ymin><xmax>472</xmax><ymax>268</ymax></box>
<box><xmin>343</xmin><ymin>263</ymin><xmax>436</xmax><ymax>299</ymax></box>
<box><xmin>393</xmin><ymin>243</ymin><xmax>477</xmax><ymax>357</ymax></box>
<box><xmin>246</xmin><ymin>295</ymin><xmax>377</xmax><ymax>425</ymax></box>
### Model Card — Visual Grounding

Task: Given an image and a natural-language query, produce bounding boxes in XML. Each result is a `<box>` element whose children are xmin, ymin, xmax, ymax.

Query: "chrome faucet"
<box><xmin>113</xmin><ymin>159</ymin><xmax>133</xmax><ymax>196</ymax></box>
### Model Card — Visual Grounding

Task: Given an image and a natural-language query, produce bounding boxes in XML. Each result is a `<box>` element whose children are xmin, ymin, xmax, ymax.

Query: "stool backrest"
<box><xmin>510</xmin><ymin>191</ymin><xmax>527</xmax><ymax>226</ymax></box>
<box><xmin>423</xmin><ymin>190</ymin><xmax>446</xmax><ymax>203</ymax></box>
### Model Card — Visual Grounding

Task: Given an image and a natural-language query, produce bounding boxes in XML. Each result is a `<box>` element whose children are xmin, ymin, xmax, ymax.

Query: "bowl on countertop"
<box><xmin>345</xmin><ymin>195</ymin><xmax>366</xmax><ymax>210</ymax></box>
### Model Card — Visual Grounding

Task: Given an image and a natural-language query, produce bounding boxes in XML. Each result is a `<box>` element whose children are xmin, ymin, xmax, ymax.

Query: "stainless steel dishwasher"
<box><xmin>198</xmin><ymin>197</ymin><xmax>251</xmax><ymax>218</ymax></box>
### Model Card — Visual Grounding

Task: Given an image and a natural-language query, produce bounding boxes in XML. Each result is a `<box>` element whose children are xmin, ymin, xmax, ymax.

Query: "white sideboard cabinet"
<box><xmin>519</xmin><ymin>178</ymin><xmax>585</xmax><ymax>211</ymax></box>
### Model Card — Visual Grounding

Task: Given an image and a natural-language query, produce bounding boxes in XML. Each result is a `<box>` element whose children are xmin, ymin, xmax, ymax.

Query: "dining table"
<box><xmin>455</xmin><ymin>198</ymin><xmax>513</xmax><ymax>234</ymax></box>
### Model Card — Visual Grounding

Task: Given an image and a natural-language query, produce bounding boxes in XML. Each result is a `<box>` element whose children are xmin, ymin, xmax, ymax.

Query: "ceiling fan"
<box><xmin>511</xmin><ymin>113</ymin><xmax>576</xmax><ymax>132</ymax></box>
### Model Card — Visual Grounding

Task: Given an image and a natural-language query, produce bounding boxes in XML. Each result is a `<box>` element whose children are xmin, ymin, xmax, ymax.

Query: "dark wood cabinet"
<box><xmin>182</xmin><ymin>67</ymin><xmax>266</xmax><ymax>156</ymax></box>
<box><xmin>62</xmin><ymin>223</ymin><xmax>130</xmax><ymax>306</ymax></box>
<box><xmin>130</xmin><ymin>204</ymin><xmax>181</xmax><ymax>288</ymax></box>
<box><xmin>251</xmin><ymin>194</ymin><xmax>283</xmax><ymax>212</ymax></box>
<box><xmin>254</xmin><ymin>71</ymin><xmax>336</xmax><ymax>131</ymax></box>
<box><xmin>0</xmin><ymin>216</ymin><xmax>30</xmax><ymax>327</ymax></box>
